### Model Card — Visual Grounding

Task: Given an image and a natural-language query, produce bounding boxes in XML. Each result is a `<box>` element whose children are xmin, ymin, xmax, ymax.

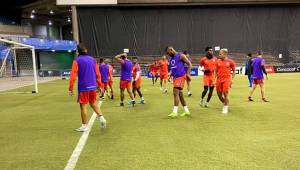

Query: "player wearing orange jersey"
<box><xmin>149</xmin><ymin>61</ymin><xmax>159</xmax><ymax>85</ymax></box>
<box><xmin>199</xmin><ymin>47</ymin><xmax>217</xmax><ymax>107</ymax></box>
<box><xmin>158</xmin><ymin>55</ymin><xmax>169</xmax><ymax>93</ymax></box>
<box><xmin>106</xmin><ymin>59</ymin><xmax>114</xmax><ymax>99</ymax></box>
<box><xmin>215</xmin><ymin>48</ymin><xmax>236</xmax><ymax>114</ymax></box>
<box><xmin>132</xmin><ymin>57</ymin><xmax>145</xmax><ymax>104</ymax></box>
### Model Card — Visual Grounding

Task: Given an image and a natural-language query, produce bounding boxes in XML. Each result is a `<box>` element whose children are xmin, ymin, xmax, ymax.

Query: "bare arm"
<box><xmin>180</xmin><ymin>54</ymin><xmax>192</xmax><ymax>75</ymax></box>
<box><xmin>115</xmin><ymin>53</ymin><xmax>126</xmax><ymax>64</ymax></box>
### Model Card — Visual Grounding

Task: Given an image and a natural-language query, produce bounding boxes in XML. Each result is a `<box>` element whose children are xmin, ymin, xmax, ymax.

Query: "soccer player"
<box><xmin>158</xmin><ymin>55</ymin><xmax>169</xmax><ymax>93</ymax></box>
<box><xmin>166</xmin><ymin>46</ymin><xmax>192</xmax><ymax>118</ymax></box>
<box><xmin>115</xmin><ymin>53</ymin><xmax>135</xmax><ymax>106</ymax></box>
<box><xmin>106</xmin><ymin>59</ymin><xmax>114</xmax><ymax>99</ymax></box>
<box><xmin>245</xmin><ymin>53</ymin><xmax>253</xmax><ymax>88</ymax></box>
<box><xmin>183</xmin><ymin>51</ymin><xmax>192</xmax><ymax>97</ymax></box>
<box><xmin>132</xmin><ymin>57</ymin><xmax>145</xmax><ymax>104</ymax></box>
<box><xmin>199</xmin><ymin>47</ymin><xmax>217</xmax><ymax>107</ymax></box>
<box><xmin>69</xmin><ymin>44</ymin><xmax>106</xmax><ymax>131</ymax></box>
<box><xmin>248</xmin><ymin>50</ymin><xmax>269</xmax><ymax>102</ymax></box>
<box><xmin>215</xmin><ymin>48</ymin><xmax>236</xmax><ymax>114</ymax></box>
<box><xmin>149</xmin><ymin>61</ymin><xmax>159</xmax><ymax>86</ymax></box>
<box><xmin>99</xmin><ymin>58</ymin><xmax>109</xmax><ymax>100</ymax></box>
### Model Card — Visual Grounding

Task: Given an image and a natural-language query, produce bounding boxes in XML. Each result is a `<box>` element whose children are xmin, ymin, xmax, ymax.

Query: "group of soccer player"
<box><xmin>68</xmin><ymin>43</ymin><xmax>269</xmax><ymax>131</ymax></box>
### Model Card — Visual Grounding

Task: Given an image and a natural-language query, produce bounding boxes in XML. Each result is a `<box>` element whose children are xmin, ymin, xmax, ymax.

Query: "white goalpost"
<box><xmin>0</xmin><ymin>38</ymin><xmax>38</xmax><ymax>93</ymax></box>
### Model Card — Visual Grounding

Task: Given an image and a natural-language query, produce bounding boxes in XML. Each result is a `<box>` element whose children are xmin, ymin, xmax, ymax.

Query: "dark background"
<box><xmin>78</xmin><ymin>5</ymin><xmax>300</xmax><ymax>63</ymax></box>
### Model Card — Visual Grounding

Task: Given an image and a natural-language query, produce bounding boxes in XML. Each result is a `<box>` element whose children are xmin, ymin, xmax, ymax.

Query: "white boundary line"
<box><xmin>64</xmin><ymin>101</ymin><xmax>103</xmax><ymax>170</ymax></box>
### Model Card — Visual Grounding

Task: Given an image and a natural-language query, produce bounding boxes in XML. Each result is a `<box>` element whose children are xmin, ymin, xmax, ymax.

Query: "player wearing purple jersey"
<box><xmin>115</xmin><ymin>53</ymin><xmax>135</xmax><ymax>106</ymax></box>
<box><xmin>248</xmin><ymin>50</ymin><xmax>269</xmax><ymax>102</ymax></box>
<box><xmin>99</xmin><ymin>58</ymin><xmax>109</xmax><ymax>100</ymax></box>
<box><xmin>166</xmin><ymin>46</ymin><xmax>192</xmax><ymax>118</ymax></box>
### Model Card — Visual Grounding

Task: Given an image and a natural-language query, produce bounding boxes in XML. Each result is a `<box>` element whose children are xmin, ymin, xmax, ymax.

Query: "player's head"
<box><xmin>162</xmin><ymin>55</ymin><xmax>167</xmax><ymax>60</ymax></box>
<box><xmin>165</xmin><ymin>46</ymin><xmax>176</xmax><ymax>57</ymax></box>
<box><xmin>132</xmin><ymin>57</ymin><xmax>138</xmax><ymax>64</ymax></box>
<box><xmin>121</xmin><ymin>53</ymin><xmax>127</xmax><ymax>60</ymax></box>
<box><xmin>219</xmin><ymin>48</ymin><xmax>228</xmax><ymax>60</ymax></box>
<box><xmin>205</xmin><ymin>46</ymin><xmax>213</xmax><ymax>59</ymax></box>
<box><xmin>257</xmin><ymin>50</ymin><xmax>263</xmax><ymax>56</ymax></box>
<box><xmin>247</xmin><ymin>53</ymin><xmax>252</xmax><ymax>58</ymax></box>
<box><xmin>104</xmin><ymin>58</ymin><xmax>110</xmax><ymax>64</ymax></box>
<box><xmin>99</xmin><ymin>58</ymin><xmax>104</xmax><ymax>64</ymax></box>
<box><xmin>77</xmin><ymin>43</ymin><xmax>88</xmax><ymax>56</ymax></box>
<box><xmin>183</xmin><ymin>50</ymin><xmax>189</xmax><ymax>56</ymax></box>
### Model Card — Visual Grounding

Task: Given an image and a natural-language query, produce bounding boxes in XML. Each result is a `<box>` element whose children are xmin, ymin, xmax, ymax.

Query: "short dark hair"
<box><xmin>132</xmin><ymin>56</ymin><xmax>138</xmax><ymax>60</ymax></box>
<box><xmin>165</xmin><ymin>46</ymin><xmax>173</xmax><ymax>52</ymax></box>
<box><xmin>183</xmin><ymin>50</ymin><xmax>188</xmax><ymax>55</ymax></box>
<box><xmin>257</xmin><ymin>50</ymin><xmax>262</xmax><ymax>55</ymax></box>
<box><xmin>205</xmin><ymin>46</ymin><xmax>212</xmax><ymax>52</ymax></box>
<box><xmin>77</xmin><ymin>43</ymin><xmax>88</xmax><ymax>55</ymax></box>
<box><xmin>247</xmin><ymin>53</ymin><xmax>252</xmax><ymax>57</ymax></box>
<box><xmin>99</xmin><ymin>58</ymin><xmax>104</xmax><ymax>63</ymax></box>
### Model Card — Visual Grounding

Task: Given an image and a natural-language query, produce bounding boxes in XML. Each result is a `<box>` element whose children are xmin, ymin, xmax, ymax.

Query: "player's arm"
<box><xmin>231</xmin><ymin>61</ymin><xmax>236</xmax><ymax>79</ymax></box>
<box><xmin>68</xmin><ymin>61</ymin><xmax>78</xmax><ymax>96</ymax></box>
<box><xmin>115</xmin><ymin>53</ymin><xmax>126</xmax><ymax>64</ymax></box>
<box><xmin>261</xmin><ymin>59</ymin><xmax>268</xmax><ymax>80</ymax></box>
<box><xmin>95</xmin><ymin>63</ymin><xmax>102</xmax><ymax>91</ymax></box>
<box><xmin>181</xmin><ymin>53</ymin><xmax>192</xmax><ymax>76</ymax></box>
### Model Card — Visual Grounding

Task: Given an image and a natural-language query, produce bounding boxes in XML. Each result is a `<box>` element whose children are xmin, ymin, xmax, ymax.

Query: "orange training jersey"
<box><xmin>216</xmin><ymin>58</ymin><xmax>236</xmax><ymax>82</ymax></box>
<box><xmin>132</xmin><ymin>63</ymin><xmax>141</xmax><ymax>80</ymax></box>
<box><xmin>150</xmin><ymin>63</ymin><xmax>158</xmax><ymax>72</ymax></box>
<box><xmin>159</xmin><ymin>59</ymin><xmax>168</xmax><ymax>75</ymax></box>
<box><xmin>200</xmin><ymin>56</ymin><xmax>217</xmax><ymax>76</ymax></box>
<box><xmin>108</xmin><ymin>64</ymin><xmax>113</xmax><ymax>82</ymax></box>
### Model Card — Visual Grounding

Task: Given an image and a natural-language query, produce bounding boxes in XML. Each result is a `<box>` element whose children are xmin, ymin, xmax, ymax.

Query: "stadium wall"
<box><xmin>77</xmin><ymin>5</ymin><xmax>300</xmax><ymax>63</ymax></box>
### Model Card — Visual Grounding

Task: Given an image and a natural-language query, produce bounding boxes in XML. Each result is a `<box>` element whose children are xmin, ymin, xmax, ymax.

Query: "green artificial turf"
<box><xmin>0</xmin><ymin>73</ymin><xmax>299</xmax><ymax>170</ymax></box>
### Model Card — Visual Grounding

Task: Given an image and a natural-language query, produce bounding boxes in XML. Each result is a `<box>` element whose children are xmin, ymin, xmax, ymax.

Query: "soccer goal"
<box><xmin>0</xmin><ymin>38</ymin><xmax>38</xmax><ymax>93</ymax></box>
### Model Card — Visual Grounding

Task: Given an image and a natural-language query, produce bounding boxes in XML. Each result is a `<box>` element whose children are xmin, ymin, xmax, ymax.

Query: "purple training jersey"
<box><xmin>120</xmin><ymin>59</ymin><xmax>133</xmax><ymax>81</ymax></box>
<box><xmin>252</xmin><ymin>57</ymin><xmax>265</xmax><ymax>80</ymax></box>
<box><xmin>76</xmin><ymin>55</ymin><xmax>97</xmax><ymax>92</ymax></box>
<box><xmin>170</xmin><ymin>53</ymin><xmax>185</xmax><ymax>78</ymax></box>
<box><xmin>99</xmin><ymin>63</ymin><xmax>109</xmax><ymax>83</ymax></box>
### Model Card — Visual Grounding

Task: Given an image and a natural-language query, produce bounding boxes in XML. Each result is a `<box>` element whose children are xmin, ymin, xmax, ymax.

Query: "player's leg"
<box><xmin>205</xmin><ymin>86</ymin><xmax>215</xmax><ymax>107</ymax></box>
<box><xmin>126</xmin><ymin>83</ymin><xmax>135</xmax><ymax>106</ymax></box>
<box><xmin>89</xmin><ymin>99</ymin><xmax>106</xmax><ymax>129</ymax></box>
<box><xmin>259</xmin><ymin>82</ymin><xmax>269</xmax><ymax>102</ymax></box>
<box><xmin>155</xmin><ymin>74</ymin><xmax>158</xmax><ymax>83</ymax></box>
<box><xmin>108</xmin><ymin>81</ymin><xmax>114</xmax><ymax>99</ymax></box>
<box><xmin>76</xmin><ymin>103</ymin><xmax>89</xmax><ymax>132</ymax></box>
<box><xmin>248</xmin><ymin>83</ymin><xmax>257</xmax><ymax>101</ymax></box>
<box><xmin>169</xmin><ymin>87</ymin><xmax>180</xmax><ymax>118</ymax></box>
<box><xmin>248</xmin><ymin>74</ymin><xmax>253</xmax><ymax>87</ymax></box>
<box><xmin>187</xmin><ymin>77</ymin><xmax>192</xmax><ymax>96</ymax></box>
<box><xmin>120</xmin><ymin>88</ymin><xmax>125</xmax><ymax>106</ymax></box>
<box><xmin>200</xmin><ymin>86</ymin><xmax>209</xmax><ymax>106</ymax></box>
<box><xmin>222</xmin><ymin>91</ymin><xmax>229</xmax><ymax>114</ymax></box>
<box><xmin>179</xmin><ymin>89</ymin><xmax>190</xmax><ymax>116</ymax></box>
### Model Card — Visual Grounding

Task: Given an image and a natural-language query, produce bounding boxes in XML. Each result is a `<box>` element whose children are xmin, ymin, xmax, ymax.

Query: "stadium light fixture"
<box><xmin>50</xmin><ymin>10</ymin><xmax>54</xmax><ymax>15</ymax></box>
<box><xmin>48</xmin><ymin>20</ymin><xmax>52</xmax><ymax>26</ymax></box>
<box><xmin>30</xmin><ymin>14</ymin><xmax>35</xmax><ymax>19</ymax></box>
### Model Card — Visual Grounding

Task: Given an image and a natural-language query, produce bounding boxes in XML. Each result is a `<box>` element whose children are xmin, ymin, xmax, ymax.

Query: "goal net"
<box><xmin>0</xmin><ymin>38</ymin><xmax>38</xmax><ymax>93</ymax></box>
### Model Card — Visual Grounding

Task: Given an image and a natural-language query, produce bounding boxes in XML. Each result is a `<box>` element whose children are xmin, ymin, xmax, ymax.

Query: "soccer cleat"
<box><xmin>262</xmin><ymin>98</ymin><xmax>270</xmax><ymax>102</ymax></box>
<box><xmin>188</xmin><ymin>92</ymin><xmax>192</xmax><ymax>97</ymax></box>
<box><xmin>75</xmin><ymin>125</ymin><xmax>88</xmax><ymax>132</ymax></box>
<box><xmin>163</xmin><ymin>89</ymin><xmax>168</xmax><ymax>93</ymax></box>
<box><xmin>222</xmin><ymin>106</ymin><xmax>228</xmax><ymax>114</ymax></box>
<box><xmin>168</xmin><ymin>112</ymin><xmax>178</xmax><ymax>118</ymax></box>
<box><xmin>204</xmin><ymin>102</ymin><xmax>209</xmax><ymax>108</ymax></box>
<box><xmin>180</xmin><ymin>111</ymin><xmax>191</xmax><ymax>117</ymax></box>
<box><xmin>129</xmin><ymin>100</ymin><xmax>136</xmax><ymax>107</ymax></box>
<box><xmin>110</xmin><ymin>95</ymin><xmax>114</xmax><ymax>100</ymax></box>
<box><xmin>139</xmin><ymin>100</ymin><xmax>145</xmax><ymax>104</ymax></box>
<box><xmin>120</xmin><ymin>102</ymin><xmax>124</xmax><ymax>106</ymax></box>
<box><xmin>99</xmin><ymin>116</ymin><xmax>106</xmax><ymax>129</ymax></box>
<box><xmin>199</xmin><ymin>99</ymin><xmax>204</xmax><ymax>107</ymax></box>
<box><xmin>248</xmin><ymin>97</ymin><xmax>254</xmax><ymax>102</ymax></box>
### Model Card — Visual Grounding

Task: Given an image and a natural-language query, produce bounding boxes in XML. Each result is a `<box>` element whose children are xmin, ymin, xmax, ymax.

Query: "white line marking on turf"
<box><xmin>64</xmin><ymin>101</ymin><xmax>103</xmax><ymax>170</ymax></box>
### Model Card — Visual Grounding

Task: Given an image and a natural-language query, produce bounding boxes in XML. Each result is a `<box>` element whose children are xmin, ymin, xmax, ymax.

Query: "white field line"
<box><xmin>64</xmin><ymin>101</ymin><xmax>103</xmax><ymax>170</ymax></box>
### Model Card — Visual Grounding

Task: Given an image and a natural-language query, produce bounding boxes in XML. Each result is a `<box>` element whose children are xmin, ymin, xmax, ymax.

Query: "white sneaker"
<box><xmin>75</xmin><ymin>125</ymin><xmax>88</xmax><ymax>132</ymax></box>
<box><xmin>160</xmin><ymin>87</ymin><xmax>163</xmax><ymax>91</ymax></box>
<box><xmin>199</xmin><ymin>99</ymin><xmax>204</xmax><ymax>107</ymax></box>
<box><xmin>99</xmin><ymin>116</ymin><xmax>106</xmax><ymax>129</ymax></box>
<box><xmin>222</xmin><ymin>106</ymin><xmax>228</xmax><ymax>114</ymax></box>
<box><xmin>163</xmin><ymin>89</ymin><xmax>167</xmax><ymax>93</ymax></box>
<box><xmin>204</xmin><ymin>102</ymin><xmax>209</xmax><ymax>108</ymax></box>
